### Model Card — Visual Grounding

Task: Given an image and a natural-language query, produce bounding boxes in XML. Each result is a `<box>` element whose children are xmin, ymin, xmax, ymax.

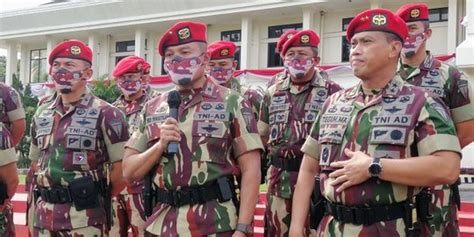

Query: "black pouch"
<box><xmin>415</xmin><ymin>188</ymin><xmax>433</xmax><ymax>222</ymax></box>
<box><xmin>0</xmin><ymin>182</ymin><xmax>7</xmax><ymax>205</ymax></box>
<box><xmin>310</xmin><ymin>177</ymin><xmax>325</xmax><ymax>229</ymax></box>
<box><xmin>217</xmin><ymin>177</ymin><xmax>233</xmax><ymax>202</ymax></box>
<box><xmin>69</xmin><ymin>176</ymin><xmax>100</xmax><ymax>211</ymax></box>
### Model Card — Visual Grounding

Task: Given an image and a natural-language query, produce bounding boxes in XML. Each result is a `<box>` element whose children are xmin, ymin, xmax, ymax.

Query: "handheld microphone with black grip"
<box><xmin>167</xmin><ymin>90</ymin><xmax>181</xmax><ymax>155</ymax></box>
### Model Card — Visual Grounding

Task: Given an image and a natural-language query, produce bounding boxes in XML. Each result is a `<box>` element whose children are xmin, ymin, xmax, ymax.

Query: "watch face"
<box><xmin>369</xmin><ymin>163</ymin><xmax>382</xmax><ymax>176</ymax></box>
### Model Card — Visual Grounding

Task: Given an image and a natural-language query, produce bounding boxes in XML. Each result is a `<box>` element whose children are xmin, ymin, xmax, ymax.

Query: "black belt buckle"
<box><xmin>170</xmin><ymin>191</ymin><xmax>181</xmax><ymax>206</ymax></box>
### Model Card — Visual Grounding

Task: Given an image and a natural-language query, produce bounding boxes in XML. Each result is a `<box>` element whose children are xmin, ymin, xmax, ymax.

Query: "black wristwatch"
<box><xmin>368</xmin><ymin>157</ymin><xmax>383</xmax><ymax>177</ymax></box>
<box><xmin>236</xmin><ymin>223</ymin><xmax>251</xmax><ymax>235</ymax></box>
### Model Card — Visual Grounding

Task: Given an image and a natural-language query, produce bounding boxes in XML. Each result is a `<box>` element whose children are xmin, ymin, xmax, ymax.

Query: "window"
<box><xmin>267</xmin><ymin>23</ymin><xmax>302</xmax><ymax>67</ymax></box>
<box><xmin>341</xmin><ymin>17</ymin><xmax>354</xmax><ymax>62</ymax></box>
<box><xmin>116</xmin><ymin>40</ymin><xmax>135</xmax><ymax>53</ymax></box>
<box><xmin>341</xmin><ymin>37</ymin><xmax>350</xmax><ymax>62</ymax></box>
<box><xmin>429</xmin><ymin>8</ymin><xmax>448</xmax><ymax>23</ymax></box>
<box><xmin>342</xmin><ymin>17</ymin><xmax>353</xmax><ymax>31</ymax></box>
<box><xmin>115</xmin><ymin>56</ymin><xmax>128</xmax><ymax>65</ymax></box>
<box><xmin>221</xmin><ymin>30</ymin><xmax>242</xmax><ymax>70</ymax></box>
<box><xmin>221</xmin><ymin>30</ymin><xmax>241</xmax><ymax>42</ymax></box>
<box><xmin>29</xmin><ymin>49</ymin><xmax>47</xmax><ymax>83</ymax></box>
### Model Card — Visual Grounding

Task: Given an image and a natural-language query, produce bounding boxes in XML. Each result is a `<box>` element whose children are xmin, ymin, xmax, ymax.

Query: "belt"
<box><xmin>270</xmin><ymin>156</ymin><xmax>302</xmax><ymax>171</ymax></box>
<box><xmin>35</xmin><ymin>181</ymin><xmax>106</xmax><ymax>204</ymax></box>
<box><xmin>155</xmin><ymin>177</ymin><xmax>235</xmax><ymax>207</ymax></box>
<box><xmin>325</xmin><ymin>201</ymin><xmax>407</xmax><ymax>225</ymax></box>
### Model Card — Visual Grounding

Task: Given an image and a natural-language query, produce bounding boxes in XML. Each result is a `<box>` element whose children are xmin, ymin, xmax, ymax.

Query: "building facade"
<box><xmin>0</xmin><ymin>0</ymin><xmax>470</xmax><ymax>87</ymax></box>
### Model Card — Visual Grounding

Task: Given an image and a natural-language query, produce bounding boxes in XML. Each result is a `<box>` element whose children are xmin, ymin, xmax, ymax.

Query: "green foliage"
<box><xmin>0</xmin><ymin>56</ymin><xmax>5</xmax><ymax>83</ymax></box>
<box><xmin>10</xmin><ymin>74</ymin><xmax>38</xmax><ymax>169</ymax></box>
<box><xmin>89</xmin><ymin>74</ymin><xmax>121</xmax><ymax>104</ymax></box>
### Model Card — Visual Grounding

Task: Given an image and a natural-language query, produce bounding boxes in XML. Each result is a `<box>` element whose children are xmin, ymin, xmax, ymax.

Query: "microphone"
<box><xmin>167</xmin><ymin>90</ymin><xmax>181</xmax><ymax>155</ymax></box>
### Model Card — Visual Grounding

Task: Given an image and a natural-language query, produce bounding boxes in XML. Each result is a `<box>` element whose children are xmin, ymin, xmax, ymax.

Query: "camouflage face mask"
<box><xmin>208</xmin><ymin>66</ymin><xmax>233</xmax><ymax>85</ymax></box>
<box><xmin>285</xmin><ymin>57</ymin><xmax>313</xmax><ymax>79</ymax></box>
<box><xmin>164</xmin><ymin>54</ymin><xmax>203</xmax><ymax>86</ymax></box>
<box><xmin>402</xmin><ymin>32</ymin><xmax>426</xmax><ymax>58</ymax></box>
<box><xmin>51</xmin><ymin>68</ymin><xmax>85</xmax><ymax>93</ymax></box>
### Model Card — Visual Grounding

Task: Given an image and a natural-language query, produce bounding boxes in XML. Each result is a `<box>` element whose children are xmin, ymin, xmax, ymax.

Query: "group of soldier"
<box><xmin>0</xmin><ymin>2</ymin><xmax>473</xmax><ymax>237</ymax></box>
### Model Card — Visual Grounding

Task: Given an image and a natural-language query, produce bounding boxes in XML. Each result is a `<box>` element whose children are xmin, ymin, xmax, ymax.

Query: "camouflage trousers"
<box><xmin>0</xmin><ymin>202</ymin><xmax>15</xmax><ymax>237</ymax></box>
<box><xmin>110</xmin><ymin>193</ymin><xmax>146</xmax><ymax>237</ymax></box>
<box><xmin>265</xmin><ymin>194</ymin><xmax>312</xmax><ymax>237</ymax></box>
<box><xmin>144</xmin><ymin>230</ymin><xmax>235</xmax><ymax>237</ymax></box>
<box><xmin>420</xmin><ymin>187</ymin><xmax>460</xmax><ymax>237</ymax></box>
<box><xmin>33</xmin><ymin>224</ymin><xmax>107</xmax><ymax>237</ymax></box>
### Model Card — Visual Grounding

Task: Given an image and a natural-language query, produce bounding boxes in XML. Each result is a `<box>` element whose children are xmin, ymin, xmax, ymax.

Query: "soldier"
<box><xmin>110</xmin><ymin>56</ymin><xmax>157</xmax><ymax>237</ymax></box>
<box><xmin>258</xmin><ymin>29</ymin><xmax>342</xmax><ymax>237</ymax></box>
<box><xmin>28</xmin><ymin>39</ymin><xmax>130</xmax><ymax>236</ymax></box>
<box><xmin>290</xmin><ymin>9</ymin><xmax>461</xmax><ymax>237</ymax></box>
<box><xmin>266</xmin><ymin>30</ymin><xmax>299</xmax><ymax>87</ymax></box>
<box><xmin>396</xmin><ymin>3</ymin><xmax>474</xmax><ymax>236</ymax></box>
<box><xmin>0</xmin><ymin>82</ymin><xmax>26</xmax><ymax>237</ymax></box>
<box><xmin>207</xmin><ymin>40</ymin><xmax>262</xmax><ymax>119</ymax></box>
<box><xmin>122</xmin><ymin>21</ymin><xmax>263</xmax><ymax>237</ymax></box>
<box><xmin>26</xmin><ymin>92</ymin><xmax>57</xmax><ymax>237</ymax></box>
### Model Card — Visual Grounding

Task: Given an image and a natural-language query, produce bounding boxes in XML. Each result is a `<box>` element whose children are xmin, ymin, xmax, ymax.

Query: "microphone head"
<box><xmin>167</xmin><ymin>90</ymin><xmax>181</xmax><ymax>109</ymax></box>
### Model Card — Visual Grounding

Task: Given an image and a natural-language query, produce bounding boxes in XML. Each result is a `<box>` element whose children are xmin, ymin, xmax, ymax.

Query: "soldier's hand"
<box><xmin>328</xmin><ymin>148</ymin><xmax>372</xmax><ymax>192</ymax></box>
<box><xmin>158</xmin><ymin>117</ymin><xmax>181</xmax><ymax>149</ymax></box>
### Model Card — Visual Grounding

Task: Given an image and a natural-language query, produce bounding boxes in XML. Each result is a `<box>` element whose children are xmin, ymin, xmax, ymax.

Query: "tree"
<box><xmin>90</xmin><ymin>74</ymin><xmax>121</xmax><ymax>104</ymax></box>
<box><xmin>0</xmin><ymin>56</ymin><xmax>6</xmax><ymax>83</ymax></box>
<box><xmin>10</xmin><ymin>74</ymin><xmax>39</xmax><ymax>168</ymax></box>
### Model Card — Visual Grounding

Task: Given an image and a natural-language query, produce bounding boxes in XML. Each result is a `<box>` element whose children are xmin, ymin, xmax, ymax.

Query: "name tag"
<box><xmin>66</xmin><ymin>127</ymin><xmax>97</xmax><ymax>138</ymax></box>
<box><xmin>146</xmin><ymin>113</ymin><xmax>167</xmax><ymax>125</ymax></box>
<box><xmin>194</xmin><ymin>112</ymin><xmax>230</xmax><ymax>121</ymax></box>
<box><xmin>269</xmin><ymin>104</ymin><xmax>290</xmax><ymax>113</ymax></box>
<box><xmin>304</xmin><ymin>103</ymin><xmax>322</xmax><ymax>112</ymax></box>
<box><xmin>320</xmin><ymin>115</ymin><xmax>350</xmax><ymax>126</ymax></box>
<box><xmin>373</xmin><ymin>115</ymin><xmax>412</xmax><ymax>127</ymax></box>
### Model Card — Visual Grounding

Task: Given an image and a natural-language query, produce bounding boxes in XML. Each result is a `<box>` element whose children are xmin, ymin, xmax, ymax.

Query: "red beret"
<box><xmin>142</xmin><ymin>61</ymin><xmax>151</xmax><ymax>74</ymax></box>
<box><xmin>207</xmin><ymin>40</ymin><xmax>236</xmax><ymax>60</ymax></box>
<box><xmin>158</xmin><ymin>21</ymin><xmax>207</xmax><ymax>56</ymax></box>
<box><xmin>281</xmin><ymin>29</ymin><xmax>320</xmax><ymax>57</ymax></box>
<box><xmin>48</xmin><ymin>39</ymin><xmax>92</xmax><ymax>65</ymax></box>
<box><xmin>112</xmin><ymin>56</ymin><xmax>147</xmax><ymax>78</ymax></box>
<box><xmin>396</xmin><ymin>3</ymin><xmax>429</xmax><ymax>22</ymax></box>
<box><xmin>276</xmin><ymin>29</ymin><xmax>299</xmax><ymax>54</ymax></box>
<box><xmin>346</xmin><ymin>8</ymin><xmax>408</xmax><ymax>42</ymax></box>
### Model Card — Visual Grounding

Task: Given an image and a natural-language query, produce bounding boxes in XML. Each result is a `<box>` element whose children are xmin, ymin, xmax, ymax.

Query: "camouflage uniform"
<box><xmin>227</xmin><ymin>77</ymin><xmax>262</xmax><ymax>119</ymax></box>
<box><xmin>399</xmin><ymin>53</ymin><xmax>474</xmax><ymax>236</ymax></box>
<box><xmin>26</xmin><ymin>92</ymin><xmax>57</xmax><ymax>236</ymax></box>
<box><xmin>110</xmin><ymin>89</ymin><xmax>159</xmax><ymax>237</ymax></box>
<box><xmin>258</xmin><ymin>70</ymin><xmax>342</xmax><ymax>236</ymax></box>
<box><xmin>301</xmin><ymin>75</ymin><xmax>461</xmax><ymax>236</ymax></box>
<box><xmin>0</xmin><ymin>83</ymin><xmax>25</xmax><ymax>237</ymax></box>
<box><xmin>125</xmin><ymin>78</ymin><xmax>263</xmax><ymax>236</ymax></box>
<box><xmin>28</xmin><ymin>93</ymin><xmax>129</xmax><ymax>236</ymax></box>
<box><xmin>266</xmin><ymin>70</ymin><xmax>288</xmax><ymax>88</ymax></box>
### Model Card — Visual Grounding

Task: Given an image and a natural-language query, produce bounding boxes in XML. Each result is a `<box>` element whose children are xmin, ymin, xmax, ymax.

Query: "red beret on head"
<box><xmin>142</xmin><ymin>61</ymin><xmax>151</xmax><ymax>74</ymax></box>
<box><xmin>276</xmin><ymin>29</ymin><xmax>299</xmax><ymax>54</ymax></box>
<box><xmin>281</xmin><ymin>29</ymin><xmax>320</xmax><ymax>57</ymax></box>
<box><xmin>112</xmin><ymin>56</ymin><xmax>147</xmax><ymax>78</ymax></box>
<box><xmin>346</xmin><ymin>8</ymin><xmax>408</xmax><ymax>42</ymax></box>
<box><xmin>207</xmin><ymin>40</ymin><xmax>236</xmax><ymax>60</ymax></box>
<box><xmin>396</xmin><ymin>3</ymin><xmax>429</xmax><ymax>23</ymax></box>
<box><xmin>48</xmin><ymin>39</ymin><xmax>92</xmax><ymax>65</ymax></box>
<box><xmin>158</xmin><ymin>21</ymin><xmax>207</xmax><ymax>56</ymax></box>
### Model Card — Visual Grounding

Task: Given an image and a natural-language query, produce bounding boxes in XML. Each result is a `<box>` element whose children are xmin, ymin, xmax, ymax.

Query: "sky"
<box><xmin>0</xmin><ymin>0</ymin><xmax>51</xmax><ymax>56</ymax></box>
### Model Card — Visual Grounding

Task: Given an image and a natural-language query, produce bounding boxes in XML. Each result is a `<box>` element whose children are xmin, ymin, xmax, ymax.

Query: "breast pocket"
<box><xmin>192</xmin><ymin>121</ymin><xmax>231</xmax><ymax>164</ymax></box>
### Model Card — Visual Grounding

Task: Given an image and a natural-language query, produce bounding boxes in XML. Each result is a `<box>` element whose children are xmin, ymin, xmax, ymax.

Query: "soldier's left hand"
<box><xmin>328</xmin><ymin>148</ymin><xmax>372</xmax><ymax>192</ymax></box>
